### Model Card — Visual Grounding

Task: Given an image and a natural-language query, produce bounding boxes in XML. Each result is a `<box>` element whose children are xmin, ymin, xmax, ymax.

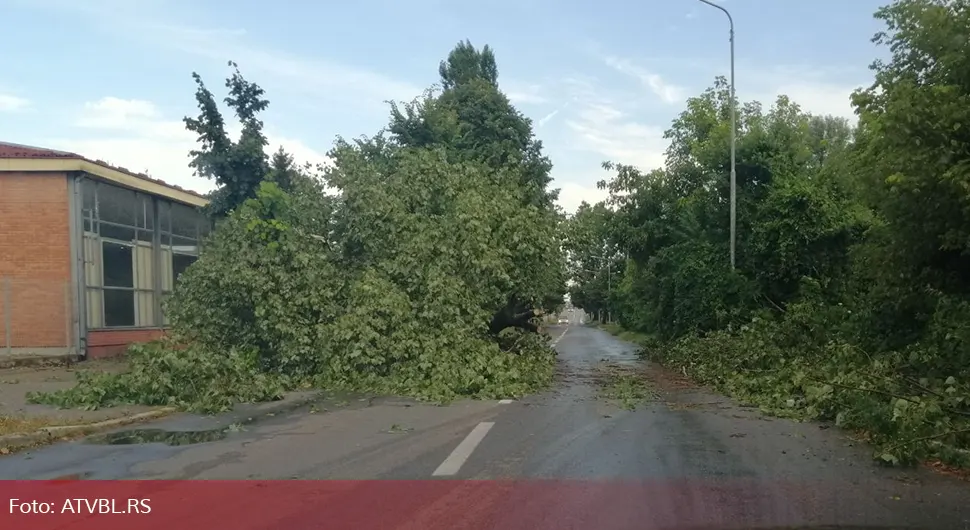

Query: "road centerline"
<box><xmin>551</xmin><ymin>326</ymin><xmax>569</xmax><ymax>346</ymax></box>
<box><xmin>431</xmin><ymin>422</ymin><xmax>495</xmax><ymax>477</ymax></box>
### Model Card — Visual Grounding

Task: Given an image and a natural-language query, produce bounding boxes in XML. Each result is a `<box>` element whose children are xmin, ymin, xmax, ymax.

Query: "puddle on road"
<box><xmin>82</xmin><ymin>395</ymin><xmax>363</xmax><ymax>447</ymax></box>
<box><xmin>86</xmin><ymin>427</ymin><xmax>233</xmax><ymax>446</ymax></box>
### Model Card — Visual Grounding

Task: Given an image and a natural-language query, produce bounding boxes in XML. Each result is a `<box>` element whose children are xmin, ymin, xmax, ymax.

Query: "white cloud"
<box><xmin>0</xmin><ymin>93</ymin><xmax>30</xmax><ymax>112</ymax></box>
<box><xmin>764</xmin><ymin>81</ymin><xmax>860</xmax><ymax>121</ymax></box>
<box><xmin>532</xmin><ymin>76</ymin><xmax>668</xmax><ymax>214</ymax></box>
<box><xmin>555</xmin><ymin>180</ymin><xmax>609</xmax><ymax>214</ymax></box>
<box><xmin>564</xmin><ymin>102</ymin><xmax>667</xmax><ymax>172</ymax></box>
<box><xmin>268</xmin><ymin>136</ymin><xmax>332</xmax><ymax>173</ymax></box>
<box><xmin>537</xmin><ymin>100</ymin><xmax>573</xmax><ymax>128</ymax></box>
<box><xmin>77</xmin><ymin>97</ymin><xmax>187</xmax><ymax>141</ymax></box>
<box><xmin>504</xmin><ymin>82</ymin><xmax>548</xmax><ymax>105</ymax></box>
<box><xmin>47</xmin><ymin>97</ymin><xmax>330</xmax><ymax>194</ymax></box>
<box><xmin>155</xmin><ymin>25</ymin><xmax>421</xmax><ymax>108</ymax></box>
<box><xmin>746</xmin><ymin>65</ymin><xmax>867</xmax><ymax>122</ymax></box>
<box><xmin>602</xmin><ymin>56</ymin><xmax>686</xmax><ymax>104</ymax></box>
<box><xmin>537</xmin><ymin>109</ymin><xmax>560</xmax><ymax>128</ymax></box>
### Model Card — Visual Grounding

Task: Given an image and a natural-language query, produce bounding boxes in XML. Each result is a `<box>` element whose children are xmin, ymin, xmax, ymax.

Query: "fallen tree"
<box><xmin>30</xmin><ymin>44</ymin><xmax>566</xmax><ymax>413</ymax></box>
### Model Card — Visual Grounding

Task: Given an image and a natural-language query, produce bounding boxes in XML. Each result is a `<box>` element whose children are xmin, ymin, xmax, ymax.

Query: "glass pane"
<box><xmin>171</xmin><ymin>236</ymin><xmax>198</xmax><ymax>255</ymax></box>
<box><xmin>172</xmin><ymin>253</ymin><xmax>198</xmax><ymax>283</ymax></box>
<box><xmin>136</xmin><ymin>229</ymin><xmax>153</xmax><ymax>243</ymax></box>
<box><xmin>171</xmin><ymin>203</ymin><xmax>199</xmax><ymax>238</ymax></box>
<box><xmin>102</xmin><ymin>242</ymin><xmax>134</xmax><ymax>287</ymax></box>
<box><xmin>159</xmin><ymin>202</ymin><xmax>172</xmax><ymax>234</ymax></box>
<box><xmin>97</xmin><ymin>184</ymin><xmax>138</xmax><ymax>226</ymax></box>
<box><xmin>137</xmin><ymin>194</ymin><xmax>154</xmax><ymax>229</ymax></box>
<box><xmin>103</xmin><ymin>289</ymin><xmax>135</xmax><ymax>327</ymax></box>
<box><xmin>82</xmin><ymin>179</ymin><xmax>96</xmax><ymax>211</ymax></box>
<box><xmin>199</xmin><ymin>218</ymin><xmax>212</xmax><ymax>238</ymax></box>
<box><xmin>100</xmin><ymin>223</ymin><xmax>136</xmax><ymax>242</ymax></box>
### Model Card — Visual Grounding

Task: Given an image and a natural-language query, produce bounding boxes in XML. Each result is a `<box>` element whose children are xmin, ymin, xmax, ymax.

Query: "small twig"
<box><xmin>901</xmin><ymin>375</ymin><xmax>947</xmax><ymax>400</ymax></box>
<box><xmin>882</xmin><ymin>427</ymin><xmax>970</xmax><ymax>454</ymax></box>
<box><xmin>763</xmin><ymin>295</ymin><xmax>786</xmax><ymax>313</ymax></box>
<box><xmin>812</xmin><ymin>377</ymin><xmax>970</xmax><ymax>419</ymax></box>
<box><xmin>900</xmin><ymin>376</ymin><xmax>970</xmax><ymax>418</ymax></box>
<box><xmin>810</xmin><ymin>377</ymin><xmax>920</xmax><ymax>405</ymax></box>
<box><xmin>850</xmin><ymin>343</ymin><xmax>874</xmax><ymax>363</ymax></box>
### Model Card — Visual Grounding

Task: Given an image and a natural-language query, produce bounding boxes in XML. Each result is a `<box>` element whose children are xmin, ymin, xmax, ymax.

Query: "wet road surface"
<box><xmin>2</xmin><ymin>325</ymin><xmax>969</xmax><ymax>529</ymax></box>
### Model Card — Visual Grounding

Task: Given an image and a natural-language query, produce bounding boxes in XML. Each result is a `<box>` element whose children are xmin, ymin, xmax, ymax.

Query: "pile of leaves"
<box><xmin>593</xmin><ymin>362</ymin><xmax>656</xmax><ymax>411</ymax></box>
<box><xmin>566</xmin><ymin>0</ymin><xmax>970</xmax><ymax>468</ymax></box>
<box><xmin>30</xmin><ymin>43</ymin><xmax>566</xmax><ymax>414</ymax></box>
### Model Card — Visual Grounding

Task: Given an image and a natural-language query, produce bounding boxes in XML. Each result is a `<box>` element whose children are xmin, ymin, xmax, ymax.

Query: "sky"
<box><xmin>0</xmin><ymin>0</ymin><xmax>889</xmax><ymax>213</ymax></box>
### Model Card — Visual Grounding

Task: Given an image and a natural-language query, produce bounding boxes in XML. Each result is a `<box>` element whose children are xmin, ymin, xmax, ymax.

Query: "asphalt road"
<box><xmin>2</xmin><ymin>325</ymin><xmax>969</xmax><ymax>529</ymax></box>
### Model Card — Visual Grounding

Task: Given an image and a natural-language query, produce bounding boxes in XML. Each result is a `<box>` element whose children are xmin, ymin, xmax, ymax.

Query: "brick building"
<box><xmin>0</xmin><ymin>141</ymin><xmax>210</xmax><ymax>360</ymax></box>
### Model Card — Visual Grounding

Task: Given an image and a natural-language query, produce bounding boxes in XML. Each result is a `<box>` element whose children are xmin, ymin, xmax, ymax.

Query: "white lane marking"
<box><xmin>498</xmin><ymin>399</ymin><xmax>514</xmax><ymax>405</ymax></box>
<box><xmin>551</xmin><ymin>326</ymin><xmax>569</xmax><ymax>346</ymax></box>
<box><xmin>432</xmin><ymin>422</ymin><xmax>495</xmax><ymax>477</ymax></box>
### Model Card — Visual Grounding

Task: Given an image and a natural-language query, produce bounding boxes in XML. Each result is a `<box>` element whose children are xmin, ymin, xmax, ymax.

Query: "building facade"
<box><xmin>0</xmin><ymin>142</ymin><xmax>209</xmax><ymax>360</ymax></box>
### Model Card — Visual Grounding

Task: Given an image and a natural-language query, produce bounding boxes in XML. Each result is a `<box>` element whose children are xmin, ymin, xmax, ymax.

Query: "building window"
<box><xmin>80</xmin><ymin>178</ymin><xmax>208</xmax><ymax>329</ymax></box>
<box><xmin>102</xmin><ymin>242</ymin><xmax>134</xmax><ymax>287</ymax></box>
<box><xmin>172</xmin><ymin>253</ymin><xmax>198</xmax><ymax>282</ymax></box>
<box><xmin>103</xmin><ymin>289</ymin><xmax>136</xmax><ymax>327</ymax></box>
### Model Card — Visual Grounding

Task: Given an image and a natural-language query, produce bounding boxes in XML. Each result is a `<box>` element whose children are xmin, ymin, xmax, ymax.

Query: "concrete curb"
<box><xmin>0</xmin><ymin>391</ymin><xmax>328</xmax><ymax>454</ymax></box>
<box><xmin>0</xmin><ymin>354</ymin><xmax>80</xmax><ymax>370</ymax></box>
<box><xmin>0</xmin><ymin>408</ymin><xmax>176</xmax><ymax>452</ymax></box>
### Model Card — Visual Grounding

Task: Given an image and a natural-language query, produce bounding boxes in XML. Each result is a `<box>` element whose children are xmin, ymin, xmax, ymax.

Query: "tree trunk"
<box><xmin>489</xmin><ymin>301</ymin><xmax>542</xmax><ymax>335</ymax></box>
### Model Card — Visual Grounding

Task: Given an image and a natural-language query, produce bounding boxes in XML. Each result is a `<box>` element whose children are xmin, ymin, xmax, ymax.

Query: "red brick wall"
<box><xmin>86</xmin><ymin>328</ymin><xmax>165</xmax><ymax>359</ymax></box>
<box><xmin>0</xmin><ymin>172</ymin><xmax>72</xmax><ymax>349</ymax></box>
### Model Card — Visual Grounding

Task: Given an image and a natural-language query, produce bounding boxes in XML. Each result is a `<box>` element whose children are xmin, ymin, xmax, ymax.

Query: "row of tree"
<box><xmin>566</xmin><ymin>0</ymin><xmax>970</xmax><ymax>467</ymax></box>
<box><xmin>34</xmin><ymin>42</ymin><xmax>569</xmax><ymax>413</ymax></box>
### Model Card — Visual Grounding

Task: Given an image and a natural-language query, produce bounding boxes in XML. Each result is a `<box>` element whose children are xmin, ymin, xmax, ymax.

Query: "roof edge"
<box><xmin>0</xmin><ymin>157</ymin><xmax>209</xmax><ymax>207</ymax></box>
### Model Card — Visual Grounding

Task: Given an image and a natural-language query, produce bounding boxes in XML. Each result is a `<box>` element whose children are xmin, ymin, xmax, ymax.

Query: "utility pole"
<box><xmin>697</xmin><ymin>0</ymin><xmax>737</xmax><ymax>270</ymax></box>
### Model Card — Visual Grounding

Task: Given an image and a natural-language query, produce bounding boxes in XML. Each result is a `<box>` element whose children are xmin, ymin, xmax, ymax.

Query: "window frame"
<box><xmin>80</xmin><ymin>177</ymin><xmax>208</xmax><ymax>330</ymax></box>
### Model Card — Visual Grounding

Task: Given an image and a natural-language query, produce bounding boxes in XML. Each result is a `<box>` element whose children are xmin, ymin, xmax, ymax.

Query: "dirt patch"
<box><xmin>640</xmin><ymin>363</ymin><xmax>698</xmax><ymax>392</ymax></box>
<box><xmin>0</xmin><ymin>415</ymin><xmax>80</xmax><ymax>437</ymax></box>
<box><xmin>926</xmin><ymin>459</ymin><xmax>970</xmax><ymax>481</ymax></box>
<box><xmin>664</xmin><ymin>401</ymin><xmax>729</xmax><ymax>411</ymax></box>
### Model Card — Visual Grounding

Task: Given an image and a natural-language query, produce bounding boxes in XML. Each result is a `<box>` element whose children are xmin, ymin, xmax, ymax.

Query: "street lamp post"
<box><xmin>697</xmin><ymin>0</ymin><xmax>737</xmax><ymax>270</ymax></box>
